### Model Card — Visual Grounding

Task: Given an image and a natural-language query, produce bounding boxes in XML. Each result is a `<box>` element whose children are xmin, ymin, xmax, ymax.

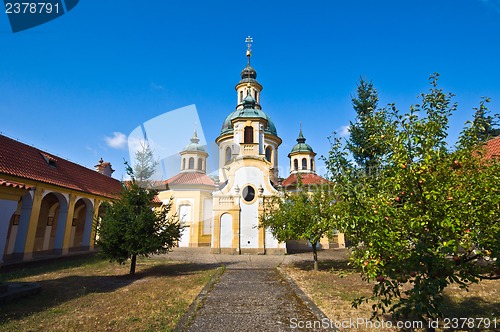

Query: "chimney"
<box><xmin>95</xmin><ymin>158</ymin><xmax>115</xmax><ymax>177</ymax></box>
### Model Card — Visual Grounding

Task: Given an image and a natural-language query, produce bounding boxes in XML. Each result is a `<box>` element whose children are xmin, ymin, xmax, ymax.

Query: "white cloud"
<box><xmin>151</xmin><ymin>82</ymin><xmax>164</xmax><ymax>90</ymax></box>
<box><xmin>337</xmin><ymin>125</ymin><xmax>350</xmax><ymax>138</ymax></box>
<box><xmin>105</xmin><ymin>132</ymin><xmax>127</xmax><ymax>149</ymax></box>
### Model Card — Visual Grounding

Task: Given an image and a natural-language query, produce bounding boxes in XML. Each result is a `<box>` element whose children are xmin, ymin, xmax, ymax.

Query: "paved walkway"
<box><xmin>167</xmin><ymin>248</ymin><xmax>337</xmax><ymax>331</ymax></box>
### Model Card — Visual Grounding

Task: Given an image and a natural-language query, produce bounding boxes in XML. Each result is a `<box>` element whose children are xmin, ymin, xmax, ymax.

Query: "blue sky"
<box><xmin>1</xmin><ymin>0</ymin><xmax>500</xmax><ymax>180</ymax></box>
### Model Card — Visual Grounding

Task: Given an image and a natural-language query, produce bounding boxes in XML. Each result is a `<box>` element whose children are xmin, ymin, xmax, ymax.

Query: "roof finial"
<box><xmin>191</xmin><ymin>129</ymin><xmax>200</xmax><ymax>144</ymax></box>
<box><xmin>192</xmin><ymin>122</ymin><xmax>199</xmax><ymax>141</ymax></box>
<box><xmin>245</xmin><ymin>36</ymin><xmax>253</xmax><ymax>65</ymax></box>
<box><xmin>297</xmin><ymin>126</ymin><xmax>306</xmax><ymax>143</ymax></box>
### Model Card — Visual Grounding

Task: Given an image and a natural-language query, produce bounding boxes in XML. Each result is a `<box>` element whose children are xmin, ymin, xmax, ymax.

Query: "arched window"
<box><xmin>239</xmin><ymin>91</ymin><xmax>243</xmax><ymax>103</ymax></box>
<box><xmin>244</xmin><ymin>126</ymin><xmax>253</xmax><ymax>143</ymax></box>
<box><xmin>182</xmin><ymin>158</ymin><xmax>185</xmax><ymax>170</ymax></box>
<box><xmin>293</xmin><ymin>159</ymin><xmax>298</xmax><ymax>171</ymax></box>
<box><xmin>188</xmin><ymin>157</ymin><xmax>194</xmax><ymax>169</ymax></box>
<box><xmin>265</xmin><ymin>146</ymin><xmax>272</xmax><ymax>162</ymax></box>
<box><xmin>225</xmin><ymin>147</ymin><xmax>232</xmax><ymax>164</ymax></box>
<box><xmin>310</xmin><ymin>159</ymin><xmax>314</xmax><ymax>171</ymax></box>
<box><xmin>302</xmin><ymin>158</ymin><xmax>307</xmax><ymax>170</ymax></box>
<box><xmin>198</xmin><ymin>159</ymin><xmax>203</xmax><ymax>170</ymax></box>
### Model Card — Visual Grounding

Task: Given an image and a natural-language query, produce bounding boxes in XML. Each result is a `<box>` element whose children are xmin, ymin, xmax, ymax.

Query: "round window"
<box><xmin>242</xmin><ymin>185</ymin><xmax>255</xmax><ymax>202</ymax></box>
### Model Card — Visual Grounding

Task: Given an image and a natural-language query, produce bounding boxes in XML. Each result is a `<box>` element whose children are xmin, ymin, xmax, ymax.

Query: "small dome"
<box><xmin>182</xmin><ymin>130</ymin><xmax>207</xmax><ymax>153</ymax></box>
<box><xmin>290</xmin><ymin>130</ymin><xmax>314</xmax><ymax>154</ymax></box>
<box><xmin>239</xmin><ymin>64</ymin><xmax>260</xmax><ymax>85</ymax></box>
<box><xmin>241</xmin><ymin>64</ymin><xmax>257</xmax><ymax>80</ymax></box>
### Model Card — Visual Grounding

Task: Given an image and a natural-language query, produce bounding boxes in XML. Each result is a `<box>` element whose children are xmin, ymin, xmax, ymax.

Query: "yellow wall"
<box><xmin>157</xmin><ymin>187</ymin><xmax>213</xmax><ymax>247</ymax></box>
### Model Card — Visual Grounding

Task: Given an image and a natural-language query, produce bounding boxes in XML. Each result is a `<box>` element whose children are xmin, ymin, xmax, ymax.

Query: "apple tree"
<box><xmin>326</xmin><ymin>74</ymin><xmax>500</xmax><ymax>328</ymax></box>
<box><xmin>261</xmin><ymin>180</ymin><xmax>342</xmax><ymax>271</ymax></box>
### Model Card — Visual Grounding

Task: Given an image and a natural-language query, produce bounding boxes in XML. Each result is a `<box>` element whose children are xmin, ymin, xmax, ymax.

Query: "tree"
<box><xmin>465</xmin><ymin>97</ymin><xmax>500</xmax><ymax>141</ymax></box>
<box><xmin>326</xmin><ymin>74</ymin><xmax>500</xmax><ymax>329</ymax></box>
<box><xmin>261</xmin><ymin>180</ymin><xmax>341</xmax><ymax>271</ymax></box>
<box><xmin>347</xmin><ymin>77</ymin><xmax>392</xmax><ymax>173</ymax></box>
<box><xmin>133</xmin><ymin>141</ymin><xmax>159</xmax><ymax>187</ymax></box>
<box><xmin>97</xmin><ymin>163</ymin><xmax>181</xmax><ymax>274</ymax></box>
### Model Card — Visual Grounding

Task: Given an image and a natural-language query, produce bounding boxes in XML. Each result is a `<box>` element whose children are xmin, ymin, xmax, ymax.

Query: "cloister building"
<box><xmin>0</xmin><ymin>134</ymin><xmax>122</xmax><ymax>264</ymax></box>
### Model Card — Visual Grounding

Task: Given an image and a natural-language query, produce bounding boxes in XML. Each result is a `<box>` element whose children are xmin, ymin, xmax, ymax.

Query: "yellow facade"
<box><xmin>1</xmin><ymin>173</ymin><xmax>114</xmax><ymax>263</ymax></box>
<box><xmin>157</xmin><ymin>187</ymin><xmax>213</xmax><ymax>247</ymax></box>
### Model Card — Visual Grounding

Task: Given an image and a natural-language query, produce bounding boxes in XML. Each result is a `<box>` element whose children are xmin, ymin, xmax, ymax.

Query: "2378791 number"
<box><xmin>5</xmin><ymin>2</ymin><xmax>59</xmax><ymax>14</ymax></box>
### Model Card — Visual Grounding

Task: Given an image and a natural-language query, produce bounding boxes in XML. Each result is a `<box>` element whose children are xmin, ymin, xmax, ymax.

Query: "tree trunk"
<box><xmin>130</xmin><ymin>254</ymin><xmax>137</xmax><ymax>275</ymax></box>
<box><xmin>312</xmin><ymin>242</ymin><xmax>318</xmax><ymax>271</ymax></box>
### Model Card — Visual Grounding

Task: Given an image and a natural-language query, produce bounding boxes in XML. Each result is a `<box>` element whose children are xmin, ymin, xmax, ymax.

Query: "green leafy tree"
<box><xmin>326</xmin><ymin>74</ymin><xmax>500</xmax><ymax>329</ymax></box>
<box><xmin>97</xmin><ymin>163</ymin><xmax>181</xmax><ymax>274</ymax></box>
<box><xmin>347</xmin><ymin>78</ymin><xmax>392</xmax><ymax>173</ymax></box>
<box><xmin>261</xmin><ymin>181</ymin><xmax>341</xmax><ymax>271</ymax></box>
<box><xmin>464</xmin><ymin>97</ymin><xmax>500</xmax><ymax>142</ymax></box>
<box><xmin>133</xmin><ymin>141</ymin><xmax>159</xmax><ymax>187</ymax></box>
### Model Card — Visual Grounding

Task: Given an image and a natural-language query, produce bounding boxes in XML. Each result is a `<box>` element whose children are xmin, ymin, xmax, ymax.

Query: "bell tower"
<box><xmin>216</xmin><ymin>37</ymin><xmax>281</xmax><ymax>184</ymax></box>
<box><xmin>211</xmin><ymin>37</ymin><xmax>285</xmax><ymax>255</ymax></box>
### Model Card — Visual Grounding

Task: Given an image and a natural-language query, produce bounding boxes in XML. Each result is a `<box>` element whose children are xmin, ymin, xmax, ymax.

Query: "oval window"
<box><xmin>242</xmin><ymin>186</ymin><xmax>255</xmax><ymax>202</ymax></box>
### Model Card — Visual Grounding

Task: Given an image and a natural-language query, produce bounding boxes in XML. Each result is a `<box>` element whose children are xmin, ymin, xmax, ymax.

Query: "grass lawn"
<box><xmin>283</xmin><ymin>250</ymin><xmax>499</xmax><ymax>331</ymax></box>
<box><xmin>0</xmin><ymin>255</ymin><xmax>219</xmax><ymax>332</ymax></box>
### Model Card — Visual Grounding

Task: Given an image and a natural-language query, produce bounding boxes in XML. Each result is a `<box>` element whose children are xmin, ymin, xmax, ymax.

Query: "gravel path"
<box><xmin>185</xmin><ymin>268</ymin><xmax>322</xmax><ymax>331</ymax></box>
<box><xmin>167</xmin><ymin>248</ymin><xmax>340</xmax><ymax>332</ymax></box>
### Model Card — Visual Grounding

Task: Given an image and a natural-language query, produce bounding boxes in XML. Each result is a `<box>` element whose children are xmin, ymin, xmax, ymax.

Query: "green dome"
<box><xmin>182</xmin><ymin>130</ymin><xmax>206</xmax><ymax>153</ymax></box>
<box><xmin>290</xmin><ymin>130</ymin><xmax>314</xmax><ymax>154</ymax></box>
<box><xmin>220</xmin><ymin>94</ymin><xmax>278</xmax><ymax>136</ymax></box>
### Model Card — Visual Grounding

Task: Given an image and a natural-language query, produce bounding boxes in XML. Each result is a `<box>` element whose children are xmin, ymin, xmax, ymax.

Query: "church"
<box><xmin>0</xmin><ymin>40</ymin><xmax>344</xmax><ymax>263</ymax></box>
<box><xmin>157</xmin><ymin>41</ymin><xmax>345</xmax><ymax>254</ymax></box>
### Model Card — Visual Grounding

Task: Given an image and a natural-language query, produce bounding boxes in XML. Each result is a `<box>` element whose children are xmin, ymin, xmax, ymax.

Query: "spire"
<box><xmin>236</xmin><ymin>36</ymin><xmax>262</xmax><ymax>111</ymax></box>
<box><xmin>239</xmin><ymin>36</ymin><xmax>258</xmax><ymax>81</ymax></box>
<box><xmin>191</xmin><ymin>129</ymin><xmax>199</xmax><ymax>144</ymax></box>
<box><xmin>245</xmin><ymin>35</ymin><xmax>253</xmax><ymax>66</ymax></box>
<box><xmin>297</xmin><ymin>128</ymin><xmax>306</xmax><ymax>144</ymax></box>
<box><xmin>289</xmin><ymin>128</ymin><xmax>315</xmax><ymax>156</ymax></box>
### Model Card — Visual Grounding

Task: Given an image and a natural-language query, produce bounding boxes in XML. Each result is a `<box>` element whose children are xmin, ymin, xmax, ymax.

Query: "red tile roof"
<box><xmin>485</xmin><ymin>136</ymin><xmax>500</xmax><ymax>159</ymax></box>
<box><xmin>281</xmin><ymin>173</ymin><xmax>329</xmax><ymax>187</ymax></box>
<box><xmin>0</xmin><ymin>134</ymin><xmax>122</xmax><ymax>198</ymax></box>
<box><xmin>0</xmin><ymin>178</ymin><xmax>32</xmax><ymax>190</ymax></box>
<box><xmin>165</xmin><ymin>172</ymin><xmax>215</xmax><ymax>187</ymax></box>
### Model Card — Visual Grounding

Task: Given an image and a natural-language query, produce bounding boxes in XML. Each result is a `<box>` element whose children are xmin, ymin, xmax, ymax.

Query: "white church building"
<box><xmin>157</xmin><ymin>42</ymin><xmax>344</xmax><ymax>254</ymax></box>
